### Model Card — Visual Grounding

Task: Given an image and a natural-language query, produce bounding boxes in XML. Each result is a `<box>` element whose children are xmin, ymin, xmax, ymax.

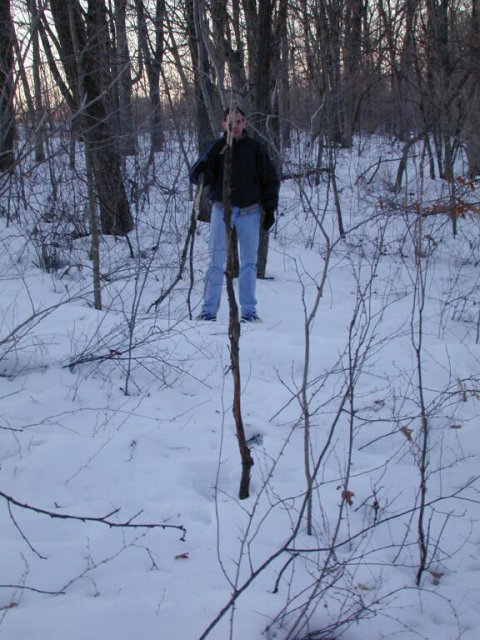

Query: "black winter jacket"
<box><xmin>190</xmin><ymin>133</ymin><xmax>280</xmax><ymax>213</ymax></box>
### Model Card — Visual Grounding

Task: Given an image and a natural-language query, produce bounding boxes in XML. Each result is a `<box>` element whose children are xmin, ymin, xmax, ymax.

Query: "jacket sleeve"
<box><xmin>257</xmin><ymin>143</ymin><xmax>280</xmax><ymax>212</ymax></box>
<box><xmin>190</xmin><ymin>139</ymin><xmax>221</xmax><ymax>187</ymax></box>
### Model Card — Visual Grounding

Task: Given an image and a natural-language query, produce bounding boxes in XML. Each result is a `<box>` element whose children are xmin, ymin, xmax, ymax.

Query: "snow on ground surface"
<box><xmin>1</xmin><ymin>135</ymin><xmax>480</xmax><ymax>640</ymax></box>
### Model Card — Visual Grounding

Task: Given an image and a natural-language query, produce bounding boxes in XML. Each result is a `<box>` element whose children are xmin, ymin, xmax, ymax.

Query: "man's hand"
<box><xmin>263</xmin><ymin>210</ymin><xmax>275</xmax><ymax>231</ymax></box>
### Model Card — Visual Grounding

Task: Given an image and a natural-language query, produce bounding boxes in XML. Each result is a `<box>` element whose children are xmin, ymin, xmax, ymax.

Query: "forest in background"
<box><xmin>1</xmin><ymin>0</ymin><xmax>480</xmax><ymax>213</ymax></box>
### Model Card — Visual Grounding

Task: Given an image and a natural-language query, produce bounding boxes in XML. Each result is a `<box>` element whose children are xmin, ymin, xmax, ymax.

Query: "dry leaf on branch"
<box><xmin>400</xmin><ymin>426</ymin><xmax>413</xmax><ymax>441</ymax></box>
<box><xmin>429</xmin><ymin>570</ymin><xmax>444</xmax><ymax>585</ymax></box>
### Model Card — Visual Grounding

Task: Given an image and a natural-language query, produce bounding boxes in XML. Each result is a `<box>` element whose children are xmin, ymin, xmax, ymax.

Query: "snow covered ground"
<box><xmin>1</xmin><ymin>136</ymin><xmax>480</xmax><ymax>639</ymax></box>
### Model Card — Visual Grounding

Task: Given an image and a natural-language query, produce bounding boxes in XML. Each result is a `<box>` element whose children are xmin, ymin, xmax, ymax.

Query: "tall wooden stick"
<box><xmin>223</xmin><ymin>108</ymin><xmax>254</xmax><ymax>500</ymax></box>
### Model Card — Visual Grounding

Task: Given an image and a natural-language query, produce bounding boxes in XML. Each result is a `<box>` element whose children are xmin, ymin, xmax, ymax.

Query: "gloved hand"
<box><xmin>263</xmin><ymin>210</ymin><xmax>275</xmax><ymax>231</ymax></box>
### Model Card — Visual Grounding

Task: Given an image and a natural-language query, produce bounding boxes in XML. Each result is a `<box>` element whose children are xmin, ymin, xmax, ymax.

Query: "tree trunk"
<box><xmin>252</xmin><ymin>0</ymin><xmax>281</xmax><ymax>278</ymax></box>
<box><xmin>50</xmin><ymin>0</ymin><xmax>133</xmax><ymax>236</ymax></box>
<box><xmin>465</xmin><ymin>0</ymin><xmax>480</xmax><ymax>177</ymax></box>
<box><xmin>28</xmin><ymin>0</ymin><xmax>45</xmax><ymax>162</ymax></box>
<box><xmin>424</xmin><ymin>0</ymin><xmax>457</xmax><ymax>180</ymax></box>
<box><xmin>185</xmin><ymin>0</ymin><xmax>217</xmax><ymax>151</ymax></box>
<box><xmin>342</xmin><ymin>0</ymin><xmax>364</xmax><ymax>148</ymax></box>
<box><xmin>0</xmin><ymin>0</ymin><xmax>15</xmax><ymax>173</ymax></box>
<box><xmin>135</xmin><ymin>0</ymin><xmax>165</xmax><ymax>153</ymax></box>
<box><xmin>277</xmin><ymin>0</ymin><xmax>290</xmax><ymax>147</ymax></box>
<box><xmin>113</xmin><ymin>0</ymin><xmax>136</xmax><ymax>156</ymax></box>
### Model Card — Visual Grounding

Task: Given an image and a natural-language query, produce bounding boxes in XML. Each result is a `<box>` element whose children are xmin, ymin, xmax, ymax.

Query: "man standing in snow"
<box><xmin>190</xmin><ymin>107</ymin><xmax>280</xmax><ymax>323</ymax></box>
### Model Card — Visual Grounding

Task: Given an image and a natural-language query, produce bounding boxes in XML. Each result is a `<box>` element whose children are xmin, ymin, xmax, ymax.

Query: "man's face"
<box><xmin>223</xmin><ymin>111</ymin><xmax>247</xmax><ymax>139</ymax></box>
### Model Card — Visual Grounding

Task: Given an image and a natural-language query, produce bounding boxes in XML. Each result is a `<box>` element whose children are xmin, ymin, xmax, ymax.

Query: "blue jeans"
<box><xmin>202</xmin><ymin>202</ymin><xmax>260</xmax><ymax>317</ymax></box>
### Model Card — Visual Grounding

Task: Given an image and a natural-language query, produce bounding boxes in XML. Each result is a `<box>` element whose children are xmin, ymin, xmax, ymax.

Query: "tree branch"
<box><xmin>0</xmin><ymin>490</ymin><xmax>186</xmax><ymax>541</ymax></box>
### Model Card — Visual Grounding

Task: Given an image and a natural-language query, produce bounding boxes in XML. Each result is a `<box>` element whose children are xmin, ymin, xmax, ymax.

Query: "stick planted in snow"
<box><xmin>223</xmin><ymin>107</ymin><xmax>254</xmax><ymax>499</ymax></box>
